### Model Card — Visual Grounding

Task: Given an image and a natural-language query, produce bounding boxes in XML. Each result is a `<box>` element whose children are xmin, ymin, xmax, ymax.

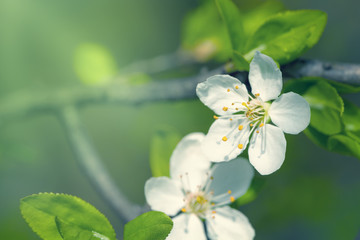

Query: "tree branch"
<box><xmin>1</xmin><ymin>58</ymin><xmax>359</xmax><ymax>124</ymax></box>
<box><xmin>58</xmin><ymin>105</ymin><xmax>142</xmax><ymax>224</ymax></box>
<box><xmin>282</xmin><ymin>58</ymin><xmax>360</xmax><ymax>85</ymax></box>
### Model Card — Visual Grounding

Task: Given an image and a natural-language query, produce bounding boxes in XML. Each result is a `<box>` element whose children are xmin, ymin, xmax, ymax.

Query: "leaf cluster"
<box><xmin>20</xmin><ymin>193</ymin><xmax>173</xmax><ymax>240</ymax></box>
<box><xmin>182</xmin><ymin>0</ymin><xmax>327</xmax><ymax>71</ymax></box>
<box><xmin>284</xmin><ymin>78</ymin><xmax>360</xmax><ymax>159</ymax></box>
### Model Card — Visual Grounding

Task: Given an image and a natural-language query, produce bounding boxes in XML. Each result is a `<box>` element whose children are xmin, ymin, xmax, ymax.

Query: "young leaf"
<box><xmin>124</xmin><ymin>211</ymin><xmax>173</xmax><ymax>240</ymax></box>
<box><xmin>328</xmin><ymin>135</ymin><xmax>360</xmax><ymax>159</ymax></box>
<box><xmin>56</xmin><ymin>217</ymin><xmax>110</xmax><ymax>240</ymax></box>
<box><xmin>244</xmin><ymin>10</ymin><xmax>327</xmax><ymax>64</ymax></box>
<box><xmin>20</xmin><ymin>193</ymin><xmax>116</xmax><ymax>240</ymax></box>
<box><xmin>303</xmin><ymin>81</ymin><xmax>344</xmax><ymax>135</ymax></box>
<box><xmin>74</xmin><ymin>43</ymin><xmax>117</xmax><ymax>85</ymax></box>
<box><xmin>149</xmin><ymin>127</ymin><xmax>181</xmax><ymax>177</ymax></box>
<box><xmin>215</xmin><ymin>0</ymin><xmax>246</xmax><ymax>54</ymax></box>
<box><xmin>328</xmin><ymin>80</ymin><xmax>360</xmax><ymax>94</ymax></box>
<box><xmin>181</xmin><ymin>0</ymin><xmax>231</xmax><ymax>61</ymax></box>
<box><xmin>241</xmin><ymin>0</ymin><xmax>285</xmax><ymax>38</ymax></box>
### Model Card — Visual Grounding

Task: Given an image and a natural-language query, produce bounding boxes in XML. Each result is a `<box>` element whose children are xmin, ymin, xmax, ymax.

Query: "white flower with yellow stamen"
<box><xmin>145</xmin><ymin>133</ymin><xmax>255</xmax><ymax>240</ymax></box>
<box><xmin>196</xmin><ymin>52</ymin><xmax>310</xmax><ymax>175</ymax></box>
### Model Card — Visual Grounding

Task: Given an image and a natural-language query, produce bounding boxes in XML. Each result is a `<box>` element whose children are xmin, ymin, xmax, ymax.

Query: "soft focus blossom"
<box><xmin>196</xmin><ymin>52</ymin><xmax>310</xmax><ymax>175</ymax></box>
<box><xmin>145</xmin><ymin>133</ymin><xmax>255</xmax><ymax>239</ymax></box>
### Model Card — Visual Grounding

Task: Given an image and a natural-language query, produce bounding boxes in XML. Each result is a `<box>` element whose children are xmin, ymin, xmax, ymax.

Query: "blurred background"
<box><xmin>0</xmin><ymin>0</ymin><xmax>359</xmax><ymax>239</ymax></box>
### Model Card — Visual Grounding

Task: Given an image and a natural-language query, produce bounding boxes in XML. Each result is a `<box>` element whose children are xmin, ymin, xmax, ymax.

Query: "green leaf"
<box><xmin>56</xmin><ymin>217</ymin><xmax>110</xmax><ymax>240</ymax></box>
<box><xmin>303</xmin><ymin>81</ymin><xmax>344</xmax><ymax>135</ymax></box>
<box><xmin>328</xmin><ymin>135</ymin><xmax>360</xmax><ymax>159</ymax></box>
<box><xmin>241</xmin><ymin>0</ymin><xmax>285</xmax><ymax>38</ymax></box>
<box><xmin>303</xmin><ymin>125</ymin><xmax>329</xmax><ymax>149</ymax></box>
<box><xmin>181</xmin><ymin>0</ymin><xmax>230</xmax><ymax>61</ymax></box>
<box><xmin>150</xmin><ymin>127</ymin><xmax>181</xmax><ymax>177</ymax></box>
<box><xmin>74</xmin><ymin>43</ymin><xmax>117</xmax><ymax>85</ymax></box>
<box><xmin>327</xmin><ymin>81</ymin><xmax>360</xmax><ymax>94</ymax></box>
<box><xmin>215</xmin><ymin>0</ymin><xmax>246</xmax><ymax>53</ymax></box>
<box><xmin>124</xmin><ymin>211</ymin><xmax>173</xmax><ymax>240</ymax></box>
<box><xmin>283</xmin><ymin>76</ymin><xmax>360</xmax><ymax>95</ymax></box>
<box><xmin>343</xmin><ymin>99</ymin><xmax>360</xmax><ymax>142</ymax></box>
<box><xmin>20</xmin><ymin>193</ymin><xmax>116</xmax><ymax>240</ymax></box>
<box><xmin>233</xmin><ymin>51</ymin><xmax>249</xmax><ymax>71</ymax></box>
<box><xmin>303</xmin><ymin>99</ymin><xmax>360</xmax><ymax>160</ymax></box>
<box><xmin>244</xmin><ymin>10</ymin><xmax>327</xmax><ymax>64</ymax></box>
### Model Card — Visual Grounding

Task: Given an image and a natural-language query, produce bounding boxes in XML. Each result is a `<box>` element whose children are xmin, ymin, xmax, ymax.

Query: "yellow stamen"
<box><xmin>260</xmin><ymin>123</ymin><xmax>264</xmax><ymax>127</ymax></box>
<box><xmin>210</xmin><ymin>176</ymin><xmax>214</xmax><ymax>180</ymax></box>
<box><xmin>250</xmin><ymin>123</ymin><xmax>253</xmax><ymax>127</ymax></box>
<box><xmin>256</xmin><ymin>130</ymin><xmax>259</xmax><ymax>133</ymax></box>
<box><xmin>238</xmin><ymin>125</ymin><xmax>243</xmax><ymax>130</ymax></box>
<box><xmin>255</xmin><ymin>93</ymin><xmax>260</xmax><ymax>97</ymax></box>
<box><xmin>213</xmin><ymin>115</ymin><xmax>219</xmax><ymax>120</ymax></box>
<box><xmin>235</xmin><ymin>108</ymin><xmax>239</xmax><ymax>110</ymax></box>
<box><xmin>181</xmin><ymin>208</ymin><xmax>187</xmax><ymax>212</ymax></box>
<box><xmin>227</xmin><ymin>190</ymin><xmax>232</xmax><ymax>194</ymax></box>
<box><xmin>231</xmin><ymin>103</ymin><xmax>234</xmax><ymax>105</ymax></box>
<box><xmin>211</xmin><ymin>202</ymin><xmax>215</xmax><ymax>206</ymax></box>
<box><xmin>235</xmin><ymin>86</ymin><xmax>239</xmax><ymax>89</ymax></box>
<box><xmin>212</xmin><ymin>216</ymin><xmax>215</xmax><ymax>219</ymax></box>
<box><xmin>230</xmin><ymin>118</ymin><xmax>233</xmax><ymax>121</ymax></box>
<box><xmin>230</xmin><ymin>196</ymin><xmax>235</xmax><ymax>202</ymax></box>
<box><xmin>238</xmin><ymin>144</ymin><xmax>243</xmax><ymax>149</ymax></box>
<box><xmin>222</xmin><ymin>136</ymin><xmax>228</xmax><ymax>142</ymax></box>
<box><xmin>212</xmin><ymin>210</ymin><xmax>216</xmax><ymax>214</ymax></box>
<box><xmin>223</xmin><ymin>107</ymin><xmax>228</xmax><ymax>111</ymax></box>
<box><xmin>227</xmin><ymin>88</ymin><xmax>230</xmax><ymax>92</ymax></box>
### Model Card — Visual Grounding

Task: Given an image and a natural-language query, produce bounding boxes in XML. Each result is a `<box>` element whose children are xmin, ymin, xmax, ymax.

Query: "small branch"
<box><xmin>118</xmin><ymin>49</ymin><xmax>196</xmax><ymax>75</ymax></box>
<box><xmin>1</xmin><ymin>58</ymin><xmax>360</xmax><ymax>124</ymax></box>
<box><xmin>58</xmin><ymin>105</ymin><xmax>141</xmax><ymax>223</ymax></box>
<box><xmin>0</xmin><ymin>67</ymin><xmax>224</xmax><ymax>123</ymax></box>
<box><xmin>282</xmin><ymin>58</ymin><xmax>360</xmax><ymax>85</ymax></box>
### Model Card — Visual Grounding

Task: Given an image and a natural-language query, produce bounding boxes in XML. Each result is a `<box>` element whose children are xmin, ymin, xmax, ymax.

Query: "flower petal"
<box><xmin>167</xmin><ymin>214</ymin><xmax>207</xmax><ymax>240</ymax></box>
<box><xmin>269</xmin><ymin>92</ymin><xmax>311</xmax><ymax>134</ymax></box>
<box><xmin>196</xmin><ymin>74</ymin><xmax>249</xmax><ymax>115</ymax></box>
<box><xmin>248</xmin><ymin>124</ymin><xmax>286</xmax><ymax>175</ymax></box>
<box><xmin>202</xmin><ymin>118</ymin><xmax>251</xmax><ymax>162</ymax></box>
<box><xmin>208</xmin><ymin>158</ymin><xmax>254</xmax><ymax>205</ymax></box>
<box><xmin>170</xmin><ymin>133</ymin><xmax>211</xmax><ymax>192</ymax></box>
<box><xmin>249</xmin><ymin>51</ymin><xmax>282</xmax><ymax>102</ymax></box>
<box><xmin>206</xmin><ymin>206</ymin><xmax>255</xmax><ymax>240</ymax></box>
<box><xmin>144</xmin><ymin>177</ymin><xmax>184</xmax><ymax>216</ymax></box>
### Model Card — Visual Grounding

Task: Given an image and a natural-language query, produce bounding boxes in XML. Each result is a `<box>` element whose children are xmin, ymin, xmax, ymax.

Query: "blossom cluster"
<box><xmin>144</xmin><ymin>52</ymin><xmax>310</xmax><ymax>239</ymax></box>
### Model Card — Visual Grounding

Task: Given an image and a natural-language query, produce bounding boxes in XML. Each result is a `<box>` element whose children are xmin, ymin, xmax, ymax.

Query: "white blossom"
<box><xmin>145</xmin><ymin>133</ymin><xmax>255</xmax><ymax>240</ymax></box>
<box><xmin>196</xmin><ymin>52</ymin><xmax>310</xmax><ymax>175</ymax></box>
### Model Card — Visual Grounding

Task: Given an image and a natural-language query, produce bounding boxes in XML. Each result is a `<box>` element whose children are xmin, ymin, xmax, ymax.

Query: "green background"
<box><xmin>0</xmin><ymin>0</ymin><xmax>359</xmax><ymax>239</ymax></box>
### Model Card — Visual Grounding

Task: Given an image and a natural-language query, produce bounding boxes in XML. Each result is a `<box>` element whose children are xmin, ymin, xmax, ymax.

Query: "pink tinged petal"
<box><xmin>269</xmin><ymin>92</ymin><xmax>311</xmax><ymax>134</ymax></box>
<box><xmin>170</xmin><ymin>133</ymin><xmax>211</xmax><ymax>192</ymax></box>
<box><xmin>202</xmin><ymin>118</ymin><xmax>251</xmax><ymax>163</ymax></box>
<box><xmin>144</xmin><ymin>177</ymin><xmax>184</xmax><ymax>216</ymax></box>
<box><xmin>167</xmin><ymin>214</ymin><xmax>207</xmax><ymax>240</ymax></box>
<box><xmin>248</xmin><ymin>124</ymin><xmax>286</xmax><ymax>175</ymax></box>
<box><xmin>196</xmin><ymin>74</ymin><xmax>249</xmax><ymax>115</ymax></box>
<box><xmin>206</xmin><ymin>206</ymin><xmax>255</xmax><ymax>240</ymax></box>
<box><xmin>249</xmin><ymin>51</ymin><xmax>282</xmax><ymax>102</ymax></box>
<box><xmin>208</xmin><ymin>158</ymin><xmax>254</xmax><ymax>205</ymax></box>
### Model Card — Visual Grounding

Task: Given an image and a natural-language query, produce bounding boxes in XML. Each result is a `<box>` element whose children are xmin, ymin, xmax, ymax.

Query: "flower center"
<box><xmin>178</xmin><ymin>173</ymin><xmax>236</xmax><ymax>219</ymax></box>
<box><xmin>242</xmin><ymin>98</ymin><xmax>269</xmax><ymax>125</ymax></box>
<box><xmin>182</xmin><ymin>191</ymin><xmax>211</xmax><ymax>216</ymax></box>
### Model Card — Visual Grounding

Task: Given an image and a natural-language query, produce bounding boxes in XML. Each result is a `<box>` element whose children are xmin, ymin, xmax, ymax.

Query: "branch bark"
<box><xmin>58</xmin><ymin>105</ymin><xmax>142</xmax><ymax>224</ymax></box>
<box><xmin>282</xmin><ymin>58</ymin><xmax>360</xmax><ymax>85</ymax></box>
<box><xmin>1</xmin><ymin>58</ymin><xmax>359</xmax><ymax>124</ymax></box>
